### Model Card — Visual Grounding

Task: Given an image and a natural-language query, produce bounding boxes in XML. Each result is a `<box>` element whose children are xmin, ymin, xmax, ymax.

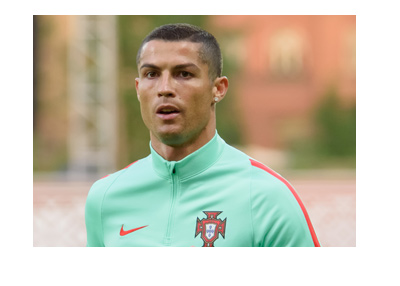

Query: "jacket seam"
<box><xmin>249</xmin><ymin>159</ymin><xmax>256</xmax><ymax>247</ymax></box>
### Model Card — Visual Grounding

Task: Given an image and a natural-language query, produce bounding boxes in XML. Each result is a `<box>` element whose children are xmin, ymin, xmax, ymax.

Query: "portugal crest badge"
<box><xmin>195</xmin><ymin>211</ymin><xmax>226</xmax><ymax>247</ymax></box>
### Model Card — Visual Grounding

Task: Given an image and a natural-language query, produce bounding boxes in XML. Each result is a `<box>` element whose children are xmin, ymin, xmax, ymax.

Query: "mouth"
<box><xmin>156</xmin><ymin>104</ymin><xmax>180</xmax><ymax>120</ymax></box>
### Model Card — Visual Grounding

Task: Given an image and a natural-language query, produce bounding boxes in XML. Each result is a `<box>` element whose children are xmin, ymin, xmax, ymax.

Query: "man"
<box><xmin>85</xmin><ymin>23</ymin><xmax>320</xmax><ymax>247</ymax></box>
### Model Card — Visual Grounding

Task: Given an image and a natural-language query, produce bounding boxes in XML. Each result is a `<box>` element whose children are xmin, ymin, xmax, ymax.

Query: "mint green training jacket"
<box><xmin>85</xmin><ymin>132</ymin><xmax>320</xmax><ymax>247</ymax></box>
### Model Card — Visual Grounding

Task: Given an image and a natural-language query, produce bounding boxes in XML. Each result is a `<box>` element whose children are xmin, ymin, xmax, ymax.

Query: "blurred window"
<box><xmin>269</xmin><ymin>29</ymin><xmax>304</xmax><ymax>78</ymax></box>
<box><xmin>344</xmin><ymin>29</ymin><xmax>356</xmax><ymax>78</ymax></box>
<box><xmin>219</xmin><ymin>34</ymin><xmax>245</xmax><ymax>72</ymax></box>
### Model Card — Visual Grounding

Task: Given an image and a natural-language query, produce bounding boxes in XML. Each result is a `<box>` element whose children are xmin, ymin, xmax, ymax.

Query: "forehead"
<box><xmin>138</xmin><ymin>40</ymin><xmax>205</xmax><ymax>67</ymax></box>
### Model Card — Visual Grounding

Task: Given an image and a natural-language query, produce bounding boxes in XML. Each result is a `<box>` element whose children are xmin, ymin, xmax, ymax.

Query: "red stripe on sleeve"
<box><xmin>100</xmin><ymin>160</ymin><xmax>138</xmax><ymax>180</ymax></box>
<box><xmin>124</xmin><ymin>160</ymin><xmax>138</xmax><ymax>169</ymax></box>
<box><xmin>250</xmin><ymin>159</ymin><xmax>320</xmax><ymax>247</ymax></box>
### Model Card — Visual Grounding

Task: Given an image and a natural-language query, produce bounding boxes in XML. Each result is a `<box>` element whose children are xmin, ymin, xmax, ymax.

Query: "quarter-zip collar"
<box><xmin>150</xmin><ymin>131</ymin><xmax>225</xmax><ymax>180</ymax></box>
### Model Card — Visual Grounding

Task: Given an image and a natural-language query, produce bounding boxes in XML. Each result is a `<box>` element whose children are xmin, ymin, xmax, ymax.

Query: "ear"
<box><xmin>135</xmin><ymin>77</ymin><xmax>141</xmax><ymax>101</ymax></box>
<box><xmin>212</xmin><ymin>76</ymin><xmax>229</xmax><ymax>103</ymax></box>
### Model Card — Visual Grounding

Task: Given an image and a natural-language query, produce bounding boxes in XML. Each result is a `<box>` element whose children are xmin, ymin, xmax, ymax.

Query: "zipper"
<box><xmin>164</xmin><ymin>163</ymin><xmax>178</xmax><ymax>245</ymax></box>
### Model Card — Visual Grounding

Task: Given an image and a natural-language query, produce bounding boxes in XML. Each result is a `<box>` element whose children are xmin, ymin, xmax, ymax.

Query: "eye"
<box><xmin>145</xmin><ymin>71</ymin><xmax>158</xmax><ymax>78</ymax></box>
<box><xmin>178</xmin><ymin>71</ymin><xmax>192</xmax><ymax>78</ymax></box>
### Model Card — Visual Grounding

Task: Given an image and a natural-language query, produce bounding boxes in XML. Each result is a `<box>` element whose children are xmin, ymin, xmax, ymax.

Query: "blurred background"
<box><xmin>33</xmin><ymin>15</ymin><xmax>356</xmax><ymax>247</ymax></box>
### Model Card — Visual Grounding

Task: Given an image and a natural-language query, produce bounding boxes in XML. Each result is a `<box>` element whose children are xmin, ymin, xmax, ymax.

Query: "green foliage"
<box><xmin>214</xmin><ymin>32</ymin><xmax>243</xmax><ymax>146</ymax></box>
<box><xmin>289</xmin><ymin>87</ymin><xmax>356</xmax><ymax>169</ymax></box>
<box><xmin>315</xmin><ymin>88</ymin><xmax>356</xmax><ymax>157</ymax></box>
<box><xmin>215</xmin><ymin>74</ymin><xmax>242</xmax><ymax>146</ymax></box>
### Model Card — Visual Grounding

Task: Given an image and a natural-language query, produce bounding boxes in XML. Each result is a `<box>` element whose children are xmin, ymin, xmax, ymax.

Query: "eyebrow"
<box><xmin>174</xmin><ymin>63</ymin><xmax>200</xmax><ymax>71</ymax></box>
<box><xmin>139</xmin><ymin>63</ymin><xmax>200</xmax><ymax>71</ymax></box>
<box><xmin>139</xmin><ymin>63</ymin><xmax>159</xmax><ymax>71</ymax></box>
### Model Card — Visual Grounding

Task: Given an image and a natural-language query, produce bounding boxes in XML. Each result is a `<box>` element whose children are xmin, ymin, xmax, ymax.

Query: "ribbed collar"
<box><xmin>150</xmin><ymin>131</ymin><xmax>225</xmax><ymax>180</ymax></box>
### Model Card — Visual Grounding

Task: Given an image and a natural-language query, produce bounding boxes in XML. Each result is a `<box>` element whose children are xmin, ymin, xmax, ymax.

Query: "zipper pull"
<box><xmin>168</xmin><ymin>162</ymin><xmax>176</xmax><ymax>175</ymax></box>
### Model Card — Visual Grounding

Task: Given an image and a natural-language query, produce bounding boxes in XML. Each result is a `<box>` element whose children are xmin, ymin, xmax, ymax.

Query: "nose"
<box><xmin>157</xmin><ymin>73</ymin><xmax>175</xmax><ymax>97</ymax></box>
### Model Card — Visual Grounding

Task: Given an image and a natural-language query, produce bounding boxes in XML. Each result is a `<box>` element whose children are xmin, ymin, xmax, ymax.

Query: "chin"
<box><xmin>156</xmin><ymin>129</ymin><xmax>186</xmax><ymax>146</ymax></box>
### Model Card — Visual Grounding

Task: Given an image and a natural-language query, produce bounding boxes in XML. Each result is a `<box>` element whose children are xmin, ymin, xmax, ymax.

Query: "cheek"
<box><xmin>187</xmin><ymin>92</ymin><xmax>212</xmax><ymax>122</ymax></box>
<box><xmin>138</xmin><ymin>94</ymin><xmax>153</xmax><ymax>124</ymax></box>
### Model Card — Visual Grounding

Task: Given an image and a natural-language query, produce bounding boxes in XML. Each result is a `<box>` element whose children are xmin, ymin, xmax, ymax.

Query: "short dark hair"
<box><xmin>136</xmin><ymin>23</ymin><xmax>223</xmax><ymax>80</ymax></box>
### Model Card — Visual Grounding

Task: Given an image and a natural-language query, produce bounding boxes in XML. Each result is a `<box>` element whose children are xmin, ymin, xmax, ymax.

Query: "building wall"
<box><xmin>211</xmin><ymin>15</ymin><xmax>356</xmax><ymax>149</ymax></box>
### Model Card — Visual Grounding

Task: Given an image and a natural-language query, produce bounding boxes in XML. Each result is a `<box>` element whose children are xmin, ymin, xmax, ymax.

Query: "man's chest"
<box><xmin>101</xmin><ymin>178</ymin><xmax>253</xmax><ymax>247</ymax></box>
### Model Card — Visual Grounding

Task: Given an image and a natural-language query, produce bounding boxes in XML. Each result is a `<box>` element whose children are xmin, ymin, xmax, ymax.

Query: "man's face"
<box><xmin>135</xmin><ymin>40</ymin><xmax>217</xmax><ymax>147</ymax></box>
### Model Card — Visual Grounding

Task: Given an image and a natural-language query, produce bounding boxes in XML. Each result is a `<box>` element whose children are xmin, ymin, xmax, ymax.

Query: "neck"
<box><xmin>150</xmin><ymin>126</ymin><xmax>216</xmax><ymax>162</ymax></box>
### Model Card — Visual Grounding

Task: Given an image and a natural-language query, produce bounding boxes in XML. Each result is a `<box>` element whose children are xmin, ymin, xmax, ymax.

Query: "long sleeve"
<box><xmin>249</xmin><ymin>159</ymin><xmax>320</xmax><ymax>247</ymax></box>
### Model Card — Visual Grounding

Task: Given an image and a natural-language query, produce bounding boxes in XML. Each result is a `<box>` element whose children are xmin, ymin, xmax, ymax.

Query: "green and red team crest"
<box><xmin>195</xmin><ymin>211</ymin><xmax>226</xmax><ymax>247</ymax></box>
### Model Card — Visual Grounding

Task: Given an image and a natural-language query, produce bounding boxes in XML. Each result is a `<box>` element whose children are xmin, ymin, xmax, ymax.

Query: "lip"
<box><xmin>156</xmin><ymin>104</ymin><xmax>181</xmax><ymax>120</ymax></box>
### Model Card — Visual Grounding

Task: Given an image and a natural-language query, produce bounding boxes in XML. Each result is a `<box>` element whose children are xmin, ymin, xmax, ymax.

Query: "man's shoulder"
<box><xmin>248</xmin><ymin>158</ymin><xmax>292</xmax><ymax>192</ymax></box>
<box><xmin>246</xmin><ymin>158</ymin><xmax>306</xmax><ymax>217</ymax></box>
<box><xmin>221</xmin><ymin>143</ymin><xmax>280</xmax><ymax>178</ymax></box>
<box><xmin>219</xmin><ymin>142</ymin><xmax>252</xmax><ymax>166</ymax></box>
<box><xmin>245</xmin><ymin>158</ymin><xmax>320</xmax><ymax>247</ymax></box>
<box><xmin>219</xmin><ymin>142</ymin><xmax>295</xmax><ymax>208</ymax></box>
